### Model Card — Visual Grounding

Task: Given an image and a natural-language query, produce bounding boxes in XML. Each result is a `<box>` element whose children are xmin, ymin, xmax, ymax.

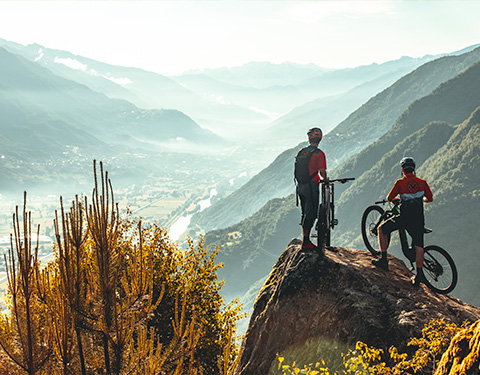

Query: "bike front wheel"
<box><xmin>317</xmin><ymin>204</ymin><xmax>330</xmax><ymax>249</ymax></box>
<box><xmin>361</xmin><ymin>205</ymin><xmax>389</xmax><ymax>256</ymax></box>
<box><xmin>422</xmin><ymin>245</ymin><xmax>457</xmax><ymax>294</ymax></box>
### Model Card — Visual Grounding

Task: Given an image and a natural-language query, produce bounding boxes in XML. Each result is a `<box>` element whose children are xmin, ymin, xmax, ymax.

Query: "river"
<box><xmin>169</xmin><ymin>188</ymin><xmax>218</xmax><ymax>241</ymax></box>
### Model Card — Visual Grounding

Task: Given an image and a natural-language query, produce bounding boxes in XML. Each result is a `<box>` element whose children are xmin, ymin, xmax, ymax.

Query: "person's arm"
<box><xmin>319</xmin><ymin>168</ymin><xmax>327</xmax><ymax>181</ymax></box>
<box><xmin>423</xmin><ymin>182</ymin><xmax>433</xmax><ymax>203</ymax></box>
<box><xmin>386</xmin><ymin>181</ymin><xmax>400</xmax><ymax>202</ymax></box>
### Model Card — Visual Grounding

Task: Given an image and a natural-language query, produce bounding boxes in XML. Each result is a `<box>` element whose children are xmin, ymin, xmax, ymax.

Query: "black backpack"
<box><xmin>294</xmin><ymin>146</ymin><xmax>320</xmax><ymax>184</ymax></box>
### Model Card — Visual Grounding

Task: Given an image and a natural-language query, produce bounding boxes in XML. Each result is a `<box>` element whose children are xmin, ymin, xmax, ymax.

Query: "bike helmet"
<box><xmin>400</xmin><ymin>157</ymin><xmax>416</xmax><ymax>172</ymax></box>
<box><xmin>307</xmin><ymin>127</ymin><xmax>322</xmax><ymax>143</ymax></box>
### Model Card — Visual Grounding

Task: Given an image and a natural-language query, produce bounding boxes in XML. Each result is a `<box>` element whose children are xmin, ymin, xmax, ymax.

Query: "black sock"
<box><xmin>303</xmin><ymin>236</ymin><xmax>309</xmax><ymax>244</ymax></box>
<box><xmin>381</xmin><ymin>251</ymin><xmax>387</xmax><ymax>260</ymax></box>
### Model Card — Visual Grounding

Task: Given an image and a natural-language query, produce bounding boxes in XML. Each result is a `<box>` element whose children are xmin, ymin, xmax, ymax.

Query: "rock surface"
<box><xmin>235</xmin><ymin>239</ymin><xmax>480</xmax><ymax>375</ymax></box>
<box><xmin>434</xmin><ymin>320</ymin><xmax>480</xmax><ymax>375</ymax></box>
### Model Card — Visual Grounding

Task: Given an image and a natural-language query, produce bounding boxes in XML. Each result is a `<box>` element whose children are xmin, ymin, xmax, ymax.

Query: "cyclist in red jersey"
<box><xmin>372</xmin><ymin>157</ymin><xmax>433</xmax><ymax>285</ymax></box>
<box><xmin>297</xmin><ymin>127</ymin><xmax>327</xmax><ymax>250</ymax></box>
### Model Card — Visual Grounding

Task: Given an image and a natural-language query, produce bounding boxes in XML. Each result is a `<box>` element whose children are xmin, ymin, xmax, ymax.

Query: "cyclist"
<box><xmin>296</xmin><ymin>127</ymin><xmax>327</xmax><ymax>250</ymax></box>
<box><xmin>372</xmin><ymin>157</ymin><xmax>433</xmax><ymax>285</ymax></box>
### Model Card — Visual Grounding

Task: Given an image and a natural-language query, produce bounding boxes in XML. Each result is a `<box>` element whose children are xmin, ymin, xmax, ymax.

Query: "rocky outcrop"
<box><xmin>235</xmin><ymin>239</ymin><xmax>480</xmax><ymax>375</ymax></box>
<box><xmin>434</xmin><ymin>320</ymin><xmax>480</xmax><ymax>375</ymax></box>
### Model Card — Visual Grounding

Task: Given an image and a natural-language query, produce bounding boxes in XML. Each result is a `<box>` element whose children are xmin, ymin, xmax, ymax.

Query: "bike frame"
<box><xmin>316</xmin><ymin>178</ymin><xmax>355</xmax><ymax>248</ymax></box>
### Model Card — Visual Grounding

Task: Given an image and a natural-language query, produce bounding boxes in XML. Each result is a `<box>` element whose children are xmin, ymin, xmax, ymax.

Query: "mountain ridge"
<box><xmin>190</xmin><ymin>46</ymin><xmax>480</xmax><ymax>235</ymax></box>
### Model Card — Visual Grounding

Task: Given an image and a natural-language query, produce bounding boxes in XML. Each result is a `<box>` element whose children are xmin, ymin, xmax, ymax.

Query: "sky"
<box><xmin>1</xmin><ymin>1</ymin><xmax>480</xmax><ymax>75</ymax></box>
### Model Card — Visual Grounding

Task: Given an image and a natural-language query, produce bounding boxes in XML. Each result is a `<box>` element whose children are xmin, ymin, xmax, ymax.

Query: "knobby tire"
<box><xmin>317</xmin><ymin>204</ymin><xmax>329</xmax><ymax>249</ymax></box>
<box><xmin>422</xmin><ymin>245</ymin><xmax>457</xmax><ymax>294</ymax></box>
<box><xmin>361</xmin><ymin>205</ymin><xmax>390</xmax><ymax>255</ymax></box>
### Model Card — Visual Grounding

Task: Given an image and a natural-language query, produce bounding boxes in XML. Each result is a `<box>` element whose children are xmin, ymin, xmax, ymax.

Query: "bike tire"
<box><xmin>361</xmin><ymin>205</ymin><xmax>390</xmax><ymax>255</ymax></box>
<box><xmin>422</xmin><ymin>245</ymin><xmax>457</xmax><ymax>294</ymax></box>
<box><xmin>317</xmin><ymin>204</ymin><xmax>329</xmax><ymax>249</ymax></box>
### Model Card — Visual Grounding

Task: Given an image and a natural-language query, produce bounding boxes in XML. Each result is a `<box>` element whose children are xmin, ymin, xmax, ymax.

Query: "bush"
<box><xmin>278</xmin><ymin>319</ymin><xmax>468</xmax><ymax>375</ymax></box>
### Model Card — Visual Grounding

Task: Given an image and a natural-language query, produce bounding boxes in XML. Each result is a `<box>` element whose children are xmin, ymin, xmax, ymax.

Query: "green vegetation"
<box><xmin>277</xmin><ymin>319</ymin><xmax>469</xmax><ymax>375</ymax></box>
<box><xmin>204</xmin><ymin>195</ymin><xmax>298</xmax><ymax>298</ymax></box>
<box><xmin>0</xmin><ymin>161</ymin><xmax>242</xmax><ymax>375</ymax></box>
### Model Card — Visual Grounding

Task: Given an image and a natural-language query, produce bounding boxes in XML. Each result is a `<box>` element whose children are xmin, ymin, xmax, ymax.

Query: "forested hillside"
<box><xmin>323</xmin><ymin>46</ymin><xmax>480</xmax><ymax>168</ymax></box>
<box><xmin>205</xmin><ymin>56</ymin><xmax>480</xmax><ymax>310</ymax></box>
<box><xmin>334</xmin><ymin>59</ymin><xmax>480</xmax><ymax>180</ymax></box>
<box><xmin>205</xmin><ymin>195</ymin><xmax>298</xmax><ymax>299</ymax></box>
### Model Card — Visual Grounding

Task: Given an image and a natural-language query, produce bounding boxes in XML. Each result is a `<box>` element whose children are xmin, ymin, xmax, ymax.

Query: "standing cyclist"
<box><xmin>372</xmin><ymin>157</ymin><xmax>433</xmax><ymax>285</ymax></box>
<box><xmin>295</xmin><ymin>127</ymin><xmax>327</xmax><ymax>250</ymax></box>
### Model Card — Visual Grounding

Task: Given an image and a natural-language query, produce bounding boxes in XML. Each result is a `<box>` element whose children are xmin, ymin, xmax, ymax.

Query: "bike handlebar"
<box><xmin>375</xmin><ymin>198</ymin><xmax>400</xmax><ymax>205</ymax></box>
<box><xmin>321</xmin><ymin>177</ymin><xmax>355</xmax><ymax>184</ymax></box>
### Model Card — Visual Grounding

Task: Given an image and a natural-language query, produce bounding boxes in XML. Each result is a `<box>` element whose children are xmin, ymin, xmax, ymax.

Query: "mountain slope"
<box><xmin>205</xmin><ymin>194</ymin><xmax>298</xmax><ymax>298</ymax></box>
<box><xmin>189</xmin><ymin>144</ymin><xmax>301</xmax><ymax>232</ymax></box>
<box><xmin>206</xmin><ymin>61</ymin><xmax>480</xmax><ymax>312</ymax></box>
<box><xmin>268</xmin><ymin>64</ymin><xmax>428</xmax><ymax>144</ymax></box>
<box><xmin>323</xmin><ymin>46</ymin><xmax>480</xmax><ymax>169</ymax></box>
<box><xmin>334</xmin><ymin>59</ymin><xmax>480</xmax><ymax>182</ymax></box>
<box><xmin>417</xmin><ymin>108</ymin><xmax>480</xmax><ymax>305</ymax></box>
<box><xmin>333</xmin><ymin>111</ymin><xmax>480</xmax><ymax>305</ymax></box>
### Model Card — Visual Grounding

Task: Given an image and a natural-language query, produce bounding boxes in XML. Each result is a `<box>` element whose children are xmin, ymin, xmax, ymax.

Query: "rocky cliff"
<box><xmin>235</xmin><ymin>239</ymin><xmax>480</xmax><ymax>375</ymax></box>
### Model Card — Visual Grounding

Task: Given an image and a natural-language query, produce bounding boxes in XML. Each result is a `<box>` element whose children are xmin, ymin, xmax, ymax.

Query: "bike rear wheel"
<box><xmin>361</xmin><ymin>205</ymin><xmax>390</xmax><ymax>256</ymax></box>
<box><xmin>422</xmin><ymin>245</ymin><xmax>457</xmax><ymax>294</ymax></box>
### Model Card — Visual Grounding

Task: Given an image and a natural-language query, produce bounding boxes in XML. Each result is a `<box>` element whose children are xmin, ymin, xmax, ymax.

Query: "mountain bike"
<box><xmin>361</xmin><ymin>199</ymin><xmax>457</xmax><ymax>294</ymax></box>
<box><xmin>314</xmin><ymin>178</ymin><xmax>355</xmax><ymax>249</ymax></box>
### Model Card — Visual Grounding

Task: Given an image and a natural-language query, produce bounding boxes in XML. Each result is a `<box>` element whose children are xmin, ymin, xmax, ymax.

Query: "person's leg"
<box><xmin>414</xmin><ymin>245</ymin><xmax>424</xmax><ymax>268</ymax></box>
<box><xmin>409</xmin><ymin>224</ymin><xmax>425</xmax><ymax>285</ymax></box>
<box><xmin>378</xmin><ymin>227</ymin><xmax>389</xmax><ymax>253</ymax></box>
<box><xmin>298</xmin><ymin>186</ymin><xmax>312</xmax><ymax>246</ymax></box>
<box><xmin>301</xmin><ymin>218</ymin><xmax>316</xmax><ymax>249</ymax></box>
<box><xmin>372</xmin><ymin>219</ymin><xmax>395</xmax><ymax>269</ymax></box>
<box><xmin>300</xmin><ymin>182</ymin><xmax>318</xmax><ymax>249</ymax></box>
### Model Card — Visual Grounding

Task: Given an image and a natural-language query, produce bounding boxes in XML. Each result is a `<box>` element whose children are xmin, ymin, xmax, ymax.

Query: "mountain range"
<box><xmin>202</xmin><ymin>46</ymin><xmax>480</xmax><ymax>309</ymax></box>
<box><xmin>0</xmin><ymin>50</ymin><xmax>238</xmax><ymax>197</ymax></box>
<box><xmin>0</xmin><ymin>38</ymin><xmax>270</xmax><ymax>139</ymax></box>
<box><xmin>195</xmin><ymin>45</ymin><xmax>480</xmax><ymax>234</ymax></box>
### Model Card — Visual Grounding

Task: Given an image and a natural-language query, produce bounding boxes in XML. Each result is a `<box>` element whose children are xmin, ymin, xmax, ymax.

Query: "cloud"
<box><xmin>54</xmin><ymin>56</ymin><xmax>88</xmax><ymax>71</ymax></box>
<box><xmin>34</xmin><ymin>48</ymin><xmax>44</xmax><ymax>62</ymax></box>
<box><xmin>103</xmin><ymin>75</ymin><xmax>133</xmax><ymax>85</ymax></box>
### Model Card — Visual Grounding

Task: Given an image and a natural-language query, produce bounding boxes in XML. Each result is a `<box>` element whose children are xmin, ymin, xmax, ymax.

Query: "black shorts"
<box><xmin>298</xmin><ymin>180</ymin><xmax>319</xmax><ymax>221</ymax></box>
<box><xmin>379</xmin><ymin>213</ymin><xmax>425</xmax><ymax>248</ymax></box>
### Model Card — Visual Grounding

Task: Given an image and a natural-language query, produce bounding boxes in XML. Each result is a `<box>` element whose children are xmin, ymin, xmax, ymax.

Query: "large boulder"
<box><xmin>235</xmin><ymin>239</ymin><xmax>480</xmax><ymax>374</ymax></box>
<box><xmin>434</xmin><ymin>320</ymin><xmax>480</xmax><ymax>375</ymax></box>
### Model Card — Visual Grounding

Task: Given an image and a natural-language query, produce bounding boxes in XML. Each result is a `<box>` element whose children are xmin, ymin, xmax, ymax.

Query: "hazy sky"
<box><xmin>1</xmin><ymin>1</ymin><xmax>480</xmax><ymax>75</ymax></box>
